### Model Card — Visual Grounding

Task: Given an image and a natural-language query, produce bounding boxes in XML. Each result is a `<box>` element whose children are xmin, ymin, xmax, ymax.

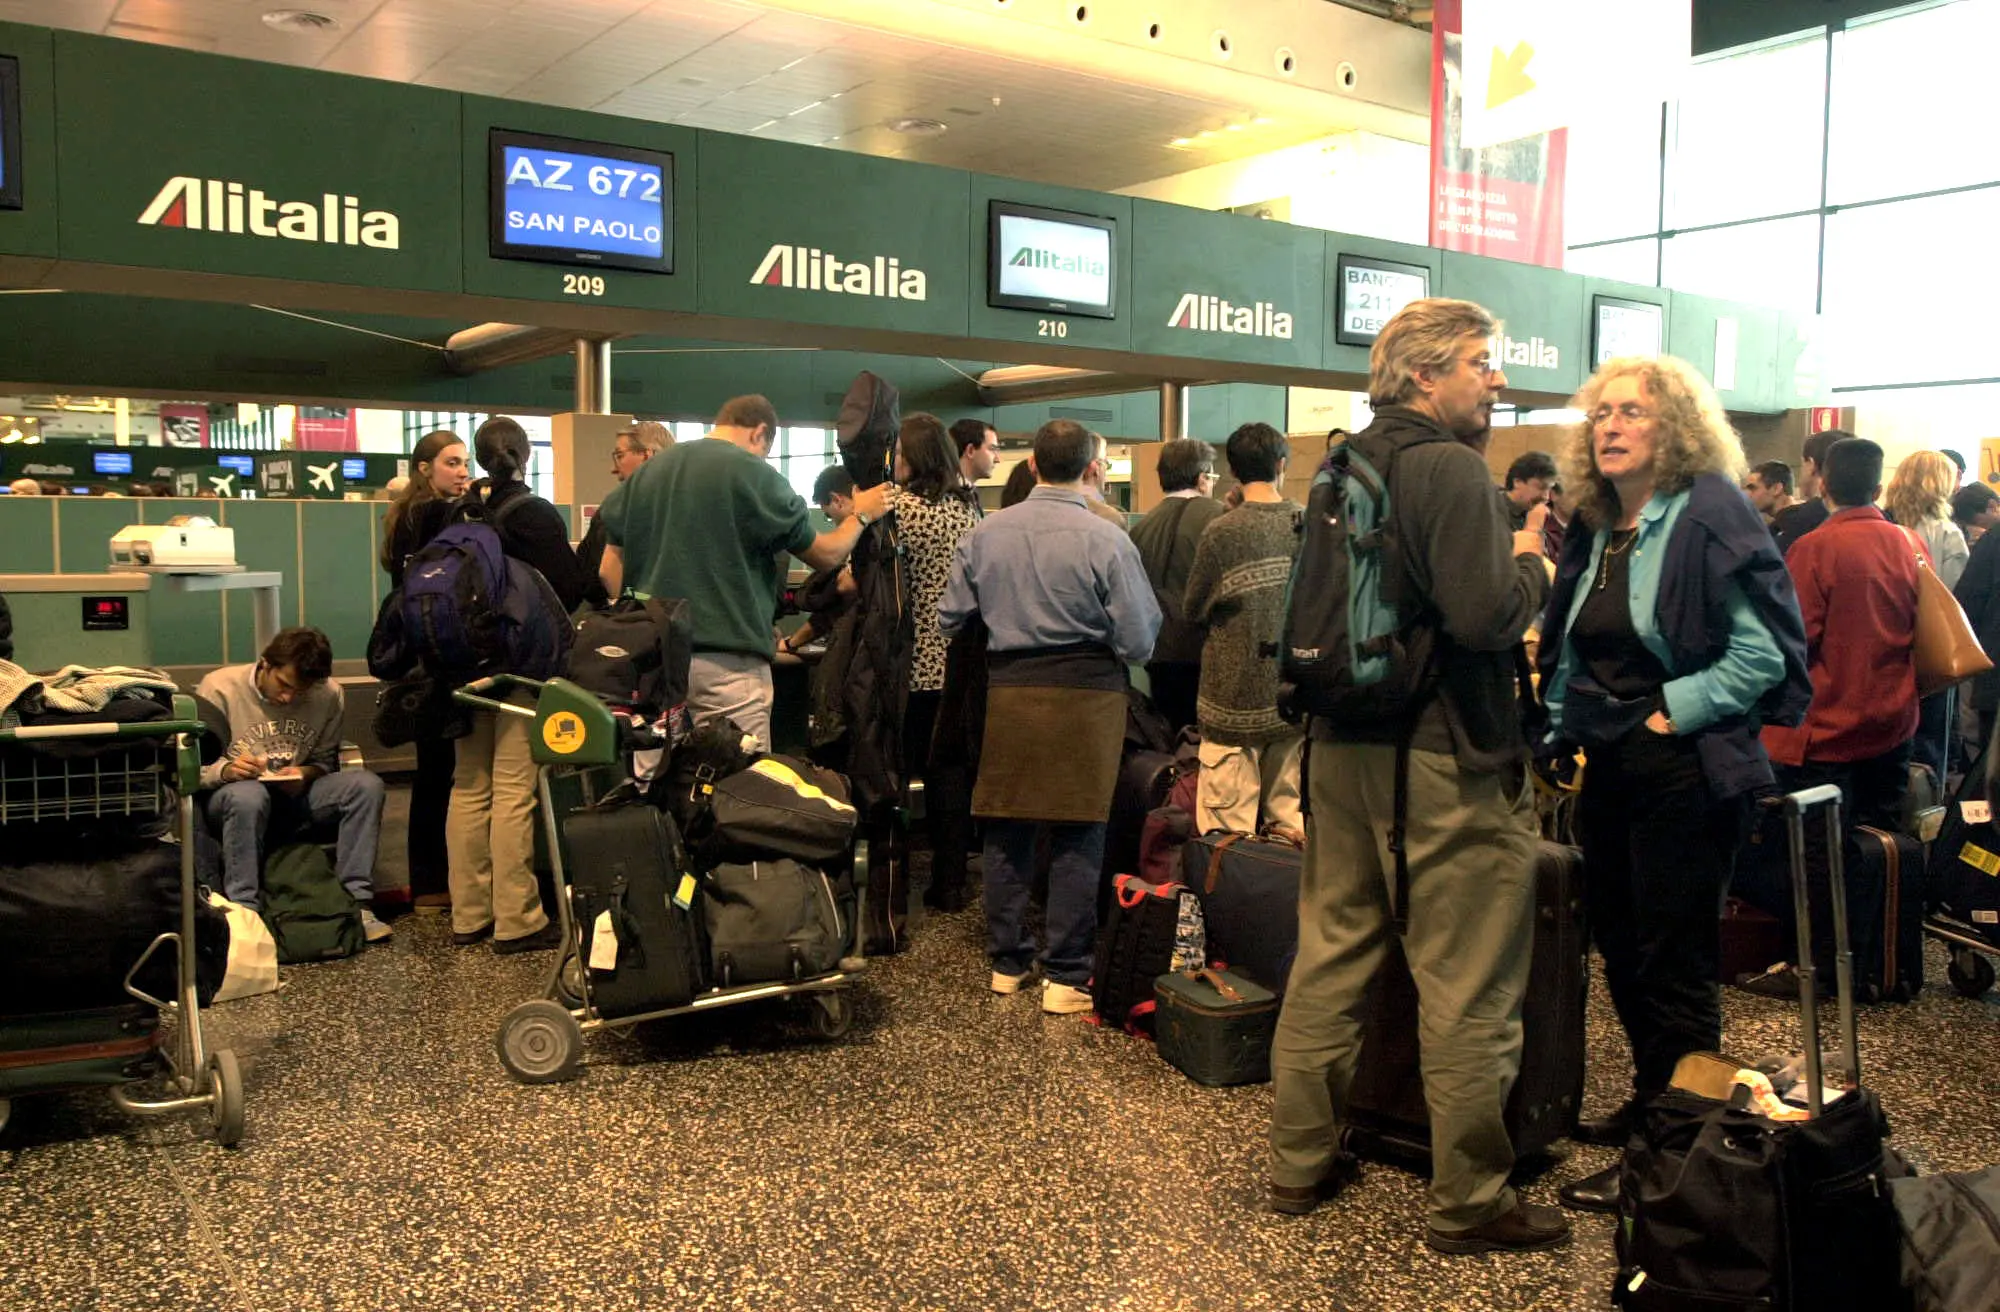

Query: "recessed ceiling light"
<box><xmin>887</xmin><ymin>117</ymin><xmax>949</xmax><ymax>136</ymax></box>
<box><xmin>261</xmin><ymin>9</ymin><xmax>339</xmax><ymax>34</ymax></box>
<box><xmin>1226</xmin><ymin>122</ymin><xmax>1246</xmax><ymax>131</ymax></box>
<box><xmin>1168</xmin><ymin>137</ymin><xmax>1194</xmax><ymax>148</ymax></box>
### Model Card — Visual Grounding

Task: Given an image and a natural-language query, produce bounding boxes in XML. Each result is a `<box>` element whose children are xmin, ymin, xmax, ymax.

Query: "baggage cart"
<box><xmin>0</xmin><ymin>695</ymin><xmax>244</xmax><ymax>1145</ymax></box>
<box><xmin>451</xmin><ymin>675</ymin><xmax>868</xmax><ymax>1085</ymax></box>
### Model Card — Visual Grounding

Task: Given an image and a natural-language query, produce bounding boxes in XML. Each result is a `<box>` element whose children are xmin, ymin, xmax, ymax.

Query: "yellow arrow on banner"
<box><xmin>1487</xmin><ymin>41</ymin><xmax>1538</xmax><ymax>109</ymax></box>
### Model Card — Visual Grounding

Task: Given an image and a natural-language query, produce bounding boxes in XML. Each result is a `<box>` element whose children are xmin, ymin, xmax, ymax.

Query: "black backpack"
<box><xmin>568</xmin><ymin>595</ymin><xmax>693</xmax><ymax>717</ymax></box>
<box><xmin>1091</xmin><ymin>873</ymin><xmax>1204</xmax><ymax>1033</ymax></box>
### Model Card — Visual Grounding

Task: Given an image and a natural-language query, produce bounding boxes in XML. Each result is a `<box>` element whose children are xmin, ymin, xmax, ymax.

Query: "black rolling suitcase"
<box><xmin>1183</xmin><ymin>833</ymin><xmax>1302</xmax><ymax>994</ymax></box>
<box><xmin>1854</xmin><ymin>825</ymin><xmax>1925</xmax><ymax>1001</ymax></box>
<box><xmin>562</xmin><ymin>803</ymin><xmax>706</xmax><ymax>1017</ymax></box>
<box><xmin>1616</xmin><ymin>787</ymin><xmax>1905</xmax><ymax>1311</ymax></box>
<box><xmin>1343</xmin><ymin>840</ymin><xmax>1587</xmax><ymax>1166</ymax></box>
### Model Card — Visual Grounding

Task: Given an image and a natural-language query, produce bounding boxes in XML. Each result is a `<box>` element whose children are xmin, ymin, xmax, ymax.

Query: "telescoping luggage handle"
<box><xmin>1776</xmin><ymin>784</ymin><xmax>1862</xmax><ymax>1117</ymax></box>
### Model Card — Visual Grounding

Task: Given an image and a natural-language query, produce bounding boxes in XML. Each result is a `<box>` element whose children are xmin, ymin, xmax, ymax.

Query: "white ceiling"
<box><xmin>0</xmin><ymin>0</ymin><xmax>1432</xmax><ymax>190</ymax></box>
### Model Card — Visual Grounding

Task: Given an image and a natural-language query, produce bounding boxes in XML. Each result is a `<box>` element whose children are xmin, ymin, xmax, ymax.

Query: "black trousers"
<box><xmin>1579</xmin><ymin>726</ymin><xmax>1744</xmax><ymax>1099</ymax></box>
<box><xmin>408</xmin><ymin>736</ymin><xmax>454</xmax><ymax>900</ymax></box>
<box><xmin>861</xmin><ymin>690</ymin><xmax>973</xmax><ymax>950</ymax></box>
<box><xmin>1145</xmin><ymin>661</ymin><xmax>1201</xmax><ymax>738</ymax></box>
<box><xmin>1770</xmin><ymin>743</ymin><xmax>1910</xmax><ymax>986</ymax></box>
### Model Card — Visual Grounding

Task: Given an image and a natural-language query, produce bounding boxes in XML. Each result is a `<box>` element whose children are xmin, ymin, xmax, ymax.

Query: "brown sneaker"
<box><xmin>1425</xmin><ymin>1201</ymin><xmax>1572</xmax><ymax>1255</ymax></box>
<box><xmin>1268</xmin><ymin>1153</ymin><xmax>1361</xmax><ymax>1216</ymax></box>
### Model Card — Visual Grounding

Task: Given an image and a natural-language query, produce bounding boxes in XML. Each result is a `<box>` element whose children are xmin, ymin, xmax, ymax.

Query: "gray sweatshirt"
<box><xmin>195</xmin><ymin>662</ymin><xmax>344</xmax><ymax>789</ymax></box>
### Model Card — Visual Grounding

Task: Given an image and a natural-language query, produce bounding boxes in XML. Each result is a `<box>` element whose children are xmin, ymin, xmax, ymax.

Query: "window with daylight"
<box><xmin>1665</xmin><ymin>34</ymin><xmax>1827</xmax><ymax>230</ymax></box>
<box><xmin>1562</xmin><ymin>100</ymin><xmax>1664</xmax><ymax>246</ymax></box>
<box><xmin>1562</xmin><ymin>1</ymin><xmax>2000</xmax><ymax>396</ymax></box>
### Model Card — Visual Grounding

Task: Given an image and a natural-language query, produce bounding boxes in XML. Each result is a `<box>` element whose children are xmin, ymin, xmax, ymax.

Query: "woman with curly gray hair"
<box><xmin>1535</xmin><ymin>355</ymin><xmax>1811</xmax><ymax>1215</ymax></box>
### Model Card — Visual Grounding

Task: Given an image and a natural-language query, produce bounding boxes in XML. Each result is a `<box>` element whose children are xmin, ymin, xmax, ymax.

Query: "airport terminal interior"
<box><xmin>4</xmin><ymin>1</ymin><xmax>2000</xmax><ymax>1310</ymax></box>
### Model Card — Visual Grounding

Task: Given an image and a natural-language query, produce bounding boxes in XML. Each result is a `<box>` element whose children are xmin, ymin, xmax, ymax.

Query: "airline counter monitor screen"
<box><xmin>490</xmin><ymin>129</ymin><xmax>673</xmax><ymax>274</ymax></box>
<box><xmin>987</xmin><ymin>200</ymin><xmax>1116</xmax><ymax>319</ymax></box>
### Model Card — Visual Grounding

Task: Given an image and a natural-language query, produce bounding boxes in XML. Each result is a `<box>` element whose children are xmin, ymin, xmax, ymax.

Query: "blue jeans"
<box><xmin>983</xmin><ymin>819</ymin><xmax>1104</xmax><ymax>987</ymax></box>
<box><xmin>202</xmin><ymin>771</ymin><xmax>386</xmax><ymax>910</ymax></box>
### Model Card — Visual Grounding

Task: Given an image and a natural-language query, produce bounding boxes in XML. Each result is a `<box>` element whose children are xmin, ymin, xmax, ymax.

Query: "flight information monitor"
<box><xmin>987</xmin><ymin>200</ymin><xmax>1117</xmax><ymax>319</ymax></box>
<box><xmin>0</xmin><ymin>55</ymin><xmax>22</xmax><ymax>211</ymax></box>
<box><xmin>341</xmin><ymin>458</ymin><xmax>368</xmax><ymax>481</ymax></box>
<box><xmin>1335</xmin><ymin>254</ymin><xmax>1430</xmax><ymax>347</ymax></box>
<box><xmin>92</xmin><ymin>451</ymin><xmax>134</xmax><ymax>476</ymax></box>
<box><xmin>490</xmin><ymin>129</ymin><xmax>673</xmax><ymax>274</ymax></box>
<box><xmin>1593</xmin><ymin>295</ymin><xmax>1663</xmax><ymax>365</ymax></box>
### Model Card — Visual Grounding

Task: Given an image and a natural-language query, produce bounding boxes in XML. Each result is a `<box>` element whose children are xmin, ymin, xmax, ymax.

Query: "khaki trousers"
<box><xmin>446</xmin><ymin>710</ymin><xmax>547</xmax><ymax>941</ymax></box>
<box><xmin>1194</xmin><ymin>734</ymin><xmax>1304</xmax><ymax>836</ymax></box>
<box><xmin>1269</xmin><ymin>740</ymin><xmax>1536</xmax><ymax>1231</ymax></box>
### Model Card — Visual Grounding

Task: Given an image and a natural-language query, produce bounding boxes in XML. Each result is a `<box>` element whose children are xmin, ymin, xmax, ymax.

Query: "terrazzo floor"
<box><xmin>6</xmin><ymin>792</ymin><xmax>2000</xmax><ymax>1312</ymax></box>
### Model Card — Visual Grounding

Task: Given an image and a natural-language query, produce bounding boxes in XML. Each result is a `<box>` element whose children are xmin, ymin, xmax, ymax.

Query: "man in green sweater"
<box><xmin>1184</xmin><ymin>423</ymin><xmax>1303</xmax><ymax>841</ymax></box>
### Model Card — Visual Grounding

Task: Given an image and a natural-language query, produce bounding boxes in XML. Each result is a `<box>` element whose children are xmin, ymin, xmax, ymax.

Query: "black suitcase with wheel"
<box><xmin>1182</xmin><ymin>833</ymin><xmax>1302</xmax><ymax>995</ymax></box>
<box><xmin>1343</xmin><ymin>840</ymin><xmax>1587</xmax><ymax>1166</ymax></box>
<box><xmin>562</xmin><ymin>803</ymin><xmax>706</xmax><ymax>1017</ymax></box>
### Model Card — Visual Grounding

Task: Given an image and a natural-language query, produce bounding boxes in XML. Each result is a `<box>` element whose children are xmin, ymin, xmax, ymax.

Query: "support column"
<box><xmin>1159</xmin><ymin>381</ymin><xmax>1188</xmax><ymax>442</ymax></box>
<box><xmin>574</xmin><ymin>338</ymin><xmax>612</xmax><ymax>414</ymax></box>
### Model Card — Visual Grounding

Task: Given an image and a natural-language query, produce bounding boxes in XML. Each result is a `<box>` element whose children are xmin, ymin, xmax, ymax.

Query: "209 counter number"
<box><xmin>563</xmin><ymin>273</ymin><xmax>606</xmax><ymax>297</ymax></box>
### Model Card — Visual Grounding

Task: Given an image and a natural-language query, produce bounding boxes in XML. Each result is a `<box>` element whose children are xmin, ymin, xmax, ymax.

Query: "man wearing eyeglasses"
<box><xmin>1267</xmin><ymin>299</ymin><xmax>1566</xmax><ymax>1256</ymax></box>
<box><xmin>575</xmin><ymin>420</ymin><xmax>671</xmax><ymax>607</ymax></box>
<box><xmin>1129</xmin><ymin>437</ymin><xmax>1223</xmax><ymax>733</ymax></box>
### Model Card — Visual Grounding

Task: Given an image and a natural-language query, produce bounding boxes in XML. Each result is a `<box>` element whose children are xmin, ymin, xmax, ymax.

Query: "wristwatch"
<box><xmin>855</xmin><ymin>511</ymin><xmax>873</xmax><ymax>527</ymax></box>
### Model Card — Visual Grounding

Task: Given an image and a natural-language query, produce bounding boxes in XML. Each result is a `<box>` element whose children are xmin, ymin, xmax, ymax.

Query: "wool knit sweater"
<box><xmin>1184</xmin><ymin>498</ymin><xmax>1302</xmax><ymax>746</ymax></box>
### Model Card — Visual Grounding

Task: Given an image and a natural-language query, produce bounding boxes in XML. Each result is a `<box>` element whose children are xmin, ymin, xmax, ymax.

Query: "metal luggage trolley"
<box><xmin>451</xmin><ymin>675</ymin><xmax>868</xmax><ymax>1084</ymax></box>
<box><xmin>0</xmin><ymin>695</ymin><xmax>244</xmax><ymax>1145</ymax></box>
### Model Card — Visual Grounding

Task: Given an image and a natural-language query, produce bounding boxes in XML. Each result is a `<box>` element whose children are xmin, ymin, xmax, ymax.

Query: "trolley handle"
<box><xmin>0</xmin><ymin>716</ymin><xmax>203</xmax><ymax>743</ymax></box>
<box><xmin>451</xmin><ymin>673</ymin><xmax>547</xmax><ymax>718</ymax></box>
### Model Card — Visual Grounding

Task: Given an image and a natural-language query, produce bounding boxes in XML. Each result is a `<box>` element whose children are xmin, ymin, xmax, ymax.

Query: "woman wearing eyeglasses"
<box><xmin>1534</xmin><ymin>355</ymin><xmax>1810</xmax><ymax>1214</ymax></box>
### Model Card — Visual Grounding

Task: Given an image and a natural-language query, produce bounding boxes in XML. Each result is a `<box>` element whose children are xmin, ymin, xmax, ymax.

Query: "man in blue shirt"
<box><xmin>939</xmin><ymin>420</ymin><xmax>1161</xmax><ymax>1015</ymax></box>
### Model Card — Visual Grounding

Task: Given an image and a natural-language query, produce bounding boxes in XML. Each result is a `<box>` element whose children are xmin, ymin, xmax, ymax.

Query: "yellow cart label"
<box><xmin>541</xmin><ymin>710</ymin><xmax>586</xmax><ymax>755</ymax></box>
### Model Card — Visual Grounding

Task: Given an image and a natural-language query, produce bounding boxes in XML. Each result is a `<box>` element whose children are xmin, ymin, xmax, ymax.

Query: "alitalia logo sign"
<box><xmin>137</xmin><ymin>176</ymin><xmax>402</xmax><ymax>249</ymax></box>
<box><xmin>1167</xmin><ymin>292</ymin><xmax>1294</xmax><ymax>340</ymax></box>
<box><xmin>750</xmin><ymin>243</ymin><xmax>926</xmax><ymax>300</ymax></box>
<box><xmin>1008</xmin><ymin>246</ymin><xmax>1105</xmax><ymax>277</ymax></box>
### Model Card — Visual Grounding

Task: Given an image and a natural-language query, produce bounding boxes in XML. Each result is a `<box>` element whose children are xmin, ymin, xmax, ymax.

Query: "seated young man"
<box><xmin>196</xmin><ymin>626</ymin><xmax>390</xmax><ymax>942</ymax></box>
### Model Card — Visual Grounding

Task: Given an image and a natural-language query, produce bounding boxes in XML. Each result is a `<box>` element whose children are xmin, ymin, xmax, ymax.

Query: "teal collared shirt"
<box><xmin>1545</xmin><ymin>487</ymin><xmax>1786</xmax><ymax>737</ymax></box>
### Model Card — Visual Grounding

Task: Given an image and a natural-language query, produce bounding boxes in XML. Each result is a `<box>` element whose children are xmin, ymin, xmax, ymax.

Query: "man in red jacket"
<box><xmin>1746</xmin><ymin>437</ymin><xmax>1923</xmax><ymax>997</ymax></box>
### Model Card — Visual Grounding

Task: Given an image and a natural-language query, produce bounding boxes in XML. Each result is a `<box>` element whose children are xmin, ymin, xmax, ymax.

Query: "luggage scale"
<box><xmin>451</xmin><ymin>675</ymin><xmax>869</xmax><ymax>1085</ymax></box>
<box><xmin>0</xmin><ymin>696</ymin><xmax>245</xmax><ymax>1146</ymax></box>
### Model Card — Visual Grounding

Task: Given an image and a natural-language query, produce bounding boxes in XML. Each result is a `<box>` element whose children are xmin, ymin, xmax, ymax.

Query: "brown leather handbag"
<box><xmin>1905</xmin><ymin>529</ymin><xmax>1993</xmax><ymax>698</ymax></box>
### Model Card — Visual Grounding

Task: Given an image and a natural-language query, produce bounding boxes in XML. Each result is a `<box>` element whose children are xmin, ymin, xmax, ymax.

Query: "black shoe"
<box><xmin>1572</xmin><ymin>1099</ymin><xmax>1639</xmax><ymax>1147</ymax></box>
<box><xmin>492</xmin><ymin>921</ymin><xmax>563</xmax><ymax>955</ymax></box>
<box><xmin>1426</xmin><ymin>1201</ymin><xmax>1572</xmax><ymax>1255</ymax></box>
<box><xmin>1269</xmin><ymin>1152</ymin><xmax>1362</xmax><ymax>1216</ymax></box>
<box><xmin>923</xmin><ymin>882</ymin><xmax>969</xmax><ymax>913</ymax></box>
<box><xmin>451</xmin><ymin>923</ymin><xmax>494</xmax><ymax>947</ymax></box>
<box><xmin>1557</xmin><ymin>1163</ymin><xmax>1621</xmax><ymax>1214</ymax></box>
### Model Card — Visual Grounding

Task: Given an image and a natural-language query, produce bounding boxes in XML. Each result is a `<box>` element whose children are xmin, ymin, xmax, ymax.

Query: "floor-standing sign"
<box><xmin>1428</xmin><ymin>0</ymin><xmax>1568</xmax><ymax>268</ymax></box>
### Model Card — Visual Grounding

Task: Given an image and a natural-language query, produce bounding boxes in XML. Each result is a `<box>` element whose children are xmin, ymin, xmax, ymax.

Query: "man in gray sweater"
<box><xmin>1267</xmin><ymin>299</ymin><xmax>1560</xmax><ymax>1255</ymax></box>
<box><xmin>1184</xmin><ymin>422</ymin><xmax>1303</xmax><ymax>840</ymax></box>
<box><xmin>196</xmin><ymin>627</ymin><xmax>389</xmax><ymax>940</ymax></box>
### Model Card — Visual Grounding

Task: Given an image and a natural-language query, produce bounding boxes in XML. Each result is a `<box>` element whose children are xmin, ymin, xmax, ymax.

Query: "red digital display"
<box><xmin>81</xmin><ymin>596</ymin><xmax>130</xmax><ymax>631</ymax></box>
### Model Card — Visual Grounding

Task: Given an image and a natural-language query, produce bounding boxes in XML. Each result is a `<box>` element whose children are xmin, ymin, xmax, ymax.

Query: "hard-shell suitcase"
<box><xmin>1616</xmin><ymin>787</ymin><xmax>1905</xmax><ymax>1312</ymax></box>
<box><xmin>563</xmin><ymin>803</ymin><xmax>706</xmax><ymax>1017</ymax></box>
<box><xmin>1182</xmin><ymin>833</ymin><xmax>1302</xmax><ymax>994</ymax></box>
<box><xmin>1153</xmin><ymin>967</ymin><xmax>1278</xmax><ymax>1087</ymax></box>
<box><xmin>1343</xmin><ymin>840</ymin><xmax>1587</xmax><ymax>1166</ymax></box>
<box><xmin>1854</xmin><ymin>825</ymin><xmax>1925</xmax><ymax>1001</ymax></box>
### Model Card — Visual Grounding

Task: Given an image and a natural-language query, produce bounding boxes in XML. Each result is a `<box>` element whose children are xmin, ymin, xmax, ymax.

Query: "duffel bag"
<box><xmin>649</xmin><ymin>717</ymin><xmax>760</xmax><ymax>844</ymax></box>
<box><xmin>702</xmin><ymin>857</ymin><xmax>846</xmax><ymax>987</ymax></box>
<box><xmin>1892</xmin><ymin>1165</ymin><xmax>2000</xmax><ymax>1312</ymax></box>
<box><xmin>706</xmin><ymin>755</ymin><xmax>858</xmax><ymax>864</ymax></box>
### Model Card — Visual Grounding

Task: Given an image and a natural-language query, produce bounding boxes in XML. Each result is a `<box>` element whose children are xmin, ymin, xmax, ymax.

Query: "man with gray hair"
<box><xmin>1129</xmin><ymin>437</ymin><xmax>1222</xmax><ymax>731</ymax></box>
<box><xmin>1267</xmin><ymin>299</ymin><xmax>1566</xmax><ymax>1255</ymax></box>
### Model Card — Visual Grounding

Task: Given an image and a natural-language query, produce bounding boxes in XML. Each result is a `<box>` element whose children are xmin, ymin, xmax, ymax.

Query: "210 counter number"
<box><xmin>1037</xmin><ymin>319</ymin><xmax>1068</xmax><ymax>338</ymax></box>
<box><xmin>563</xmin><ymin>274</ymin><xmax>606</xmax><ymax>297</ymax></box>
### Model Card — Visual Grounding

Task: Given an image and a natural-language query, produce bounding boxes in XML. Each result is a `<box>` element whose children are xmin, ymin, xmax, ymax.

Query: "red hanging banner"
<box><xmin>1429</xmin><ymin>0</ymin><xmax>1569</xmax><ymax>268</ymax></box>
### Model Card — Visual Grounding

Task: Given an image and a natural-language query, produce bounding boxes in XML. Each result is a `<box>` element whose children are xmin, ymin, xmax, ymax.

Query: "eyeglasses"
<box><xmin>1590</xmin><ymin>403</ymin><xmax>1654</xmax><ymax>426</ymax></box>
<box><xmin>1463</xmin><ymin>354</ymin><xmax>1499</xmax><ymax>377</ymax></box>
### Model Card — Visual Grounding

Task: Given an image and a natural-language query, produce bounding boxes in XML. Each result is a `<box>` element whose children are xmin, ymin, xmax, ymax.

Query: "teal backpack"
<box><xmin>260</xmin><ymin>843</ymin><xmax>363</xmax><ymax>964</ymax></box>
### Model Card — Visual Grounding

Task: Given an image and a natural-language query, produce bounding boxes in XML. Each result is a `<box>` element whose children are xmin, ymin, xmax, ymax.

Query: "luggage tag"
<box><xmin>1962</xmin><ymin>800</ymin><xmax>1992</xmax><ymax>825</ymax></box>
<box><xmin>672</xmin><ymin>873</ymin><xmax>697</xmax><ymax>911</ymax></box>
<box><xmin>588</xmin><ymin>911</ymin><xmax>619</xmax><ymax>972</ymax></box>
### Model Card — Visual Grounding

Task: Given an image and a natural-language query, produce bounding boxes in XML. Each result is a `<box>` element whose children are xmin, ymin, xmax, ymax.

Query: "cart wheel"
<box><xmin>497</xmin><ymin>1000</ymin><xmax>584</xmax><ymax>1084</ymax></box>
<box><xmin>1948</xmin><ymin>948</ymin><xmax>1995</xmax><ymax>999</ymax></box>
<box><xmin>207</xmin><ymin>1049</ymin><xmax>245</xmax><ymax>1148</ymax></box>
<box><xmin>554</xmin><ymin>954</ymin><xmax>586</xmax><ymax>1009</ymax></box>
<box><xmin>808</xmin><ymin>991</ymin><xmax>854</xmax><ymax>1040</ymax></box>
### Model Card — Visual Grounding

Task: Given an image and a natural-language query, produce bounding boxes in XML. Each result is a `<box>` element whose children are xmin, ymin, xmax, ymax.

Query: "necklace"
<box><xmin>1596</xmin><ymin>527</ymin><xmax>1638</xmax><ymax>591</ymax></box>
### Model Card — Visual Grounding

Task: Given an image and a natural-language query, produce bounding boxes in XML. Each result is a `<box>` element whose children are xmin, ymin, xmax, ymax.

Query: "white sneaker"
<box><xmin>359</xmin><ymin>907</ymin><xmax>393</xmax><ymax>943</ymax></box>
<box><xmin>1041</xmin><ymin>981</ymin><xmax>1092</xmax><ymax>1015</ymax></box>
<box><xmin>990</xmin><ymin>968</ymin><xmax>1037</xmax><ymax>995</ymax></box>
